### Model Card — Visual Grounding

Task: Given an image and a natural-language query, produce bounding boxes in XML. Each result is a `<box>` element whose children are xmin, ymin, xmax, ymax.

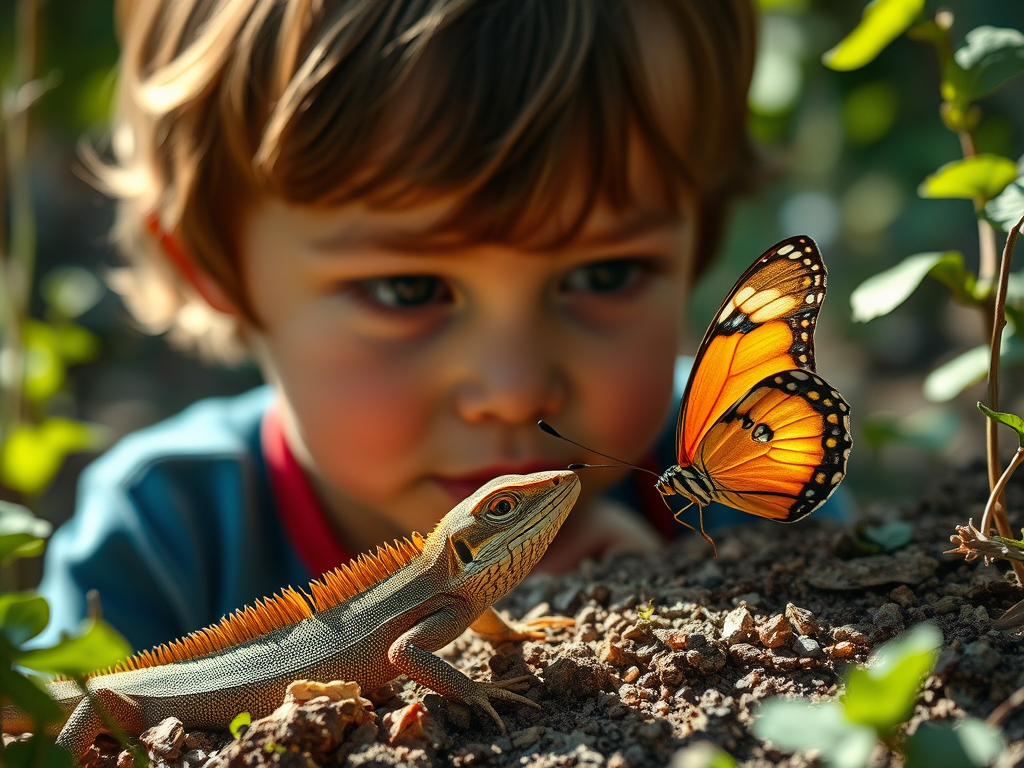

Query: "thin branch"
<box><xmin>982</xmin><ymin>210</ymin><xmax>1024</xmax><ymax>580</ymax></box>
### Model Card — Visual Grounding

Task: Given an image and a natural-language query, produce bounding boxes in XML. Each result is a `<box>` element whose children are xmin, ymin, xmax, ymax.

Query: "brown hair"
<box><xmin>100</xmin><ymin>0</ymin><xmax>758</xmax><ymax>359</ymax></box>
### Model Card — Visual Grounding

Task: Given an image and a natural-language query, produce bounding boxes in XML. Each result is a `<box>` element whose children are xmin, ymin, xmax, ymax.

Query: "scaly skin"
<box><xmin>3</xmin><ymin>470</ymin><xmax>580</xmax><ymax>758</ymax></box>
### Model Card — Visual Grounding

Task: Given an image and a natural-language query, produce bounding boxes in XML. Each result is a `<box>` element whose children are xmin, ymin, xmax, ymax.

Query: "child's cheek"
<box><xmin>273</xmin><ymin>334</ymin><xmax>437</xmax><ymax>494</ymax></box>
<box><xmin>573</xmin><ymin>314</ymin><xmax>679</xmax><ymax>461</ymax></box>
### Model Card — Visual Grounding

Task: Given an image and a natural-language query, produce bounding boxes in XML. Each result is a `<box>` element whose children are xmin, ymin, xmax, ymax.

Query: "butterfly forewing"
<box><xmin>692</xmin><ymin>370</ymin><xmax>852</xmax><ymax>522</ymax></box>
<box><xmin>676</xmin><ymin>235</ymin><xmax>826</xmax><ymax>466</ymax></box>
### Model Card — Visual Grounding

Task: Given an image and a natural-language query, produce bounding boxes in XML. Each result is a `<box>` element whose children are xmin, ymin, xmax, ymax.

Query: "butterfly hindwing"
<box><xmin>676</xmin><ymin>235</ymin><xmax>826</xmax><ymax>466</ymax></box>
<box><xmin>691</xmin><ymin>369</ymin><xmax>852</xmax><ymax>522</ymax></box>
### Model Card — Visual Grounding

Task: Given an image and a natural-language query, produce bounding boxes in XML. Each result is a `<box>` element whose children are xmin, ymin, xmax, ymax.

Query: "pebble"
<box><xmin>793</xmin><ymin>635</ymin><xmax>824</xmax><ymax>659</ymax></box>
<box><xmin>729</xmin><ymin>643</ymin><xmax>762</xmax><ymax>665</ymax></box>
<box><xmin>511</xmin><ymin>726</ymin><xmax>545</xmax><ymax>749</ymax></box>
<box><xmin>931</xmin><ymin>595</ymin><xmax>959</xmax><ymax>614</ymax></box>
<box><xmin>872</xmin><ymin>603</ymin><xmax>905</xmax><ymax>638</ymax></box>
<box><xmin>758</xmin><ymin>614</ymin><xmax>792</xmax><ymax>648</ymax></box>
<box><xmin>832</xmin><ymin>625</ymin><xmax>870</xmax><ymax>646</ymax></box>
<box><xmin>785</xmin><ymin>603</ymin><xmax>819</xmax><ymax>636</ymax></box>
<box><xmin>622</xmin><ymin>666</ymin><xmax>640</xmax><ymax>683</ymax></box>
<box><xmin>722</xmin><ymin>606</ymin><xmax>755</xmax><ymax>646</ymax></box>
<box><xmin>889</xmin><ymin>584</ymin><xmax>919</xmax><ymax>607</ymax></box>
<box><xmin>826</xmin><ymin>641</ymin><xmax>856</xmax><ymax>659</ymax></box>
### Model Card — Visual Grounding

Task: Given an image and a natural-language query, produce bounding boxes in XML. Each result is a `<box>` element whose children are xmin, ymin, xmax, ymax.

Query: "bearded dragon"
<box><xmin>3</xmin><ymin>470</ymin><xmax>580</xmax><ymax>758</ymax></box>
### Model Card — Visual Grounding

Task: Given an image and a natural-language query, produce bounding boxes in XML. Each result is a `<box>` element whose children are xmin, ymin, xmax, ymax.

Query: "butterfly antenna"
<box><xmin>537</xmin><ymin>421</ymin><xmax>661</xmax><ymax>479</ymax></box>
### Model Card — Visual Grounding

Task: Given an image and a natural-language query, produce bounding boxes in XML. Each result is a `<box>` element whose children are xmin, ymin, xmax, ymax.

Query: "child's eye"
<box><xmin>561</xmin><ymin>259</ymin><xmax>646</xmax><ymax>294</ymax></box>
<box><xmin>353</xmin><ymin>276</ymin><xmax>452</xmax><ymax>308</ymax></box>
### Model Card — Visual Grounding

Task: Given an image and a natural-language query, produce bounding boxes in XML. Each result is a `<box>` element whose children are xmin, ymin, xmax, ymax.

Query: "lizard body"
<box><xmin>3</xmin><ymin>470</ymin><xmax>579</xmax><ymax>758</ymax></box>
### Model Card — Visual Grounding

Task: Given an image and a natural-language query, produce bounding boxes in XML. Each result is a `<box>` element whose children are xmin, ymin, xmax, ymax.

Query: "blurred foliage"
<box><xmin>754</xmin><ymin>623</ymin><xmax>1004</xmax><ymax>768</ymax></box>
<box><xmin>0</xmin><ymin>500</ymin><xmax>132</xmax><ymax>767</ymax></box>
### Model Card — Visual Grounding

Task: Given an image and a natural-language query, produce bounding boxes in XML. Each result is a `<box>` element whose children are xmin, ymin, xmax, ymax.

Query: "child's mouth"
<box><xmin>434</xmin><ymin>462</ymin><xmax>563</xmax><ymax>503</ymax></box>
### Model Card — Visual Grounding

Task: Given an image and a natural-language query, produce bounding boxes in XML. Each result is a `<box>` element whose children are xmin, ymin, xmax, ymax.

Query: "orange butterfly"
<box><xmin>658</xmin><ymin>235</ymin><xmax>852</xmax><ymax>535</ymax></box>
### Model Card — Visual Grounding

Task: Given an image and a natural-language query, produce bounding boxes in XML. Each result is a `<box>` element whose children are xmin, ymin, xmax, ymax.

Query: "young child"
<box><xmin>38</xmin><ymin>0</ymin><xmax>758</xmax><ymax>652</ymax></box>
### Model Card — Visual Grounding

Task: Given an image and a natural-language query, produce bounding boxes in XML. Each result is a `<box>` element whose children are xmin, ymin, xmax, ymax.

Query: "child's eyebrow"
<box><xmin>308</xmin><ymin>208</ymin><xmax>684</xmax><ymax>256</ymax></box>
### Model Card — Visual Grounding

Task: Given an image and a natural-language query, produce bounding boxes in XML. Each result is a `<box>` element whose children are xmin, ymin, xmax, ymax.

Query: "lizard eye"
<box><xmin>487</xmin><ymin>495</ymin><xmax>516</xmax><ymax>517</ymax></box>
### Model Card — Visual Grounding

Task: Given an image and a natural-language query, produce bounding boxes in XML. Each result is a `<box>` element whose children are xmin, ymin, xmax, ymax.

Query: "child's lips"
<box><xmin>434</xmin><ymin>462</ymin><xmax>564</xmax><ymax>503</ymax></box>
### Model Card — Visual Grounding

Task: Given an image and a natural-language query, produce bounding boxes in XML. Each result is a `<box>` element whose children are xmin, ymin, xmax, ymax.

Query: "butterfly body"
<box><xmin>664</xmin><ymin>236</ymin><xmax>852</xmax><ymax>526</ymax></box>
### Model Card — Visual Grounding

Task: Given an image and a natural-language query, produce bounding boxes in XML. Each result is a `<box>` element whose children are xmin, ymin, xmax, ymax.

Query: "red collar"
<box><xmin>261</xmin><ymin>404</ymin><xmax>352</xmax><ymax>576</ymax></box>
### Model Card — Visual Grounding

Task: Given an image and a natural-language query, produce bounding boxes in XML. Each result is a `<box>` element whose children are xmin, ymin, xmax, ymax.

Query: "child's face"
<box><xmin>239</xmin><ymin>155</ymin><xmax>697</xmax><ymax>536</ymax></box>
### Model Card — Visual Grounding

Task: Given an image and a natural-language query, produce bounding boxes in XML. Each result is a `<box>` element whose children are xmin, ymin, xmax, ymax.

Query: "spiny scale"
<box><xmin>84</xmin><ymin>532</ymin><xmax>427</xmax><ymax>679</ymax></box>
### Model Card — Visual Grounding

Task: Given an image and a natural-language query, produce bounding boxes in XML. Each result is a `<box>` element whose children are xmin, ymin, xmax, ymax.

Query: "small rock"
<box><xmin>139</xmin><ymin>718</ymin><xmax>185</xmax><ymax>761</ymax></box>
<box><xmin>826</xmin><ymin>641</ymin><xmax>856</xmax><ymax>659</ymax></box>
<box><xmin>600</xmin><ymin>640</ymin><xmax>640</xmax><ymax>668</ymax></box>
<box><xmin>758</xmin><ymin>614</ymin><xmax>792</xmax><ymax>648</ymax></box>
<box><xmin>511</xmin><ymin>726</ymin><xmax>545</xmax><ymax>749</ymax></box>
<box><xmin>729</xmin><ymin>643</ymin><xmax>762</xmax><ymax>665</ymax></box>
<box><xmin>872</xmin><ymin>603</ymin><xmax>905</xmax><ymax>638</ymax></box>
<box><xmin>962</xmin><ymin>640</ymin><xmax>1001</xmax><ymax>675</ymax></box>
<box><xmin>684</xmin><ymin>634</ymin><xmax>727</xmax><ymax>673</ymax></box>
<box><xmin>889</xmin><ymin>585</ymin><xmax>918</xmax><ymax>607</ymax></box>
<box><xmin>722</xmin><ymin>606</ymin><xmax>755</xmax><ymax>645</ymax></box>
<box><xmin>931</xmin><ymin>595</ymin><xmax>960</xmax><ymax>615</ymax></box>
<box><xmin>384</xmin><ymin>701</ymin><xmax>449</xmax><ymax>748</ymax></box>
<box><xmin>734</xmin><ymin>669</ymin><xmax>762</xmax><ymax>691</ymax></box>
<box><xmin>832</xmin><ymin>625</ymin><xmax>870</xmax><ymax>646</ymax></box>
<box><xmin>785</xmin><ymin>603</ymin><xmax>819</xmax><ymax>636</ymax></box>
<box><xmin>116</xmin><ymin>751</ymin><xmax>134</xmax><ymax>768</ymax></box>
<box><xmin>793</xmin><ymin>636</ymin><xmax>824</xmax><ymax>659</ymax></box>
<box><xmin>663</xmin><ymin>631</ymin><xmax>688</xmax><ymax>651</ymax></box>
<box><xmin>622</xmin><ymin>666</ymin><xmax>640</xmax><ymax>683</ymax></box>
<box><xmin>768</xmin><ymin>648</ymin><xmax>799</xmax><ymax>671</ymax></box>
<box><xmin>731</xmin><ymin>592</ymin><xmax>762</xmax><ymax>608</ymax></box>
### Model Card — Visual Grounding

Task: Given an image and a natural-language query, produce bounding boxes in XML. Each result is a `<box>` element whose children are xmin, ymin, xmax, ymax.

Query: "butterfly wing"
<box><xmin>677</xmin><ymin>235</ymin><xmax>826</xmax><ymax>466</ymax></box>
<box><xmin>689</xmin><ymin>369</ymin><xmax>852</xmax><ymax>522</ymax></box>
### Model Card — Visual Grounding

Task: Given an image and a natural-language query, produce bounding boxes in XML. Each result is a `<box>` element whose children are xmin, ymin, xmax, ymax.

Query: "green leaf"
<box><xmin>850</xmin><ymin>252</ymin><xmax>969</xmax><ymax>322</ymax></box>
<box><xmin>3</xmin><ymin>736</ymin><xmax>77</xmax><ymax>768</ymax></box>
<box><xmin>861</xmin><ymin>406</ymin><xmax>961</xmax><ymax>453</ymax></box>
<box><xmin>924</xmin><ymin>331</ymin><xmax>1024</xmax><ymax>402</ymax></box>
<box><xmin>16</xmin><ymin>619</ymin><xmax>132</xmax><ymax>677</ymax></box>
<box><xmin>53</xmin><ymin>324</ymin><xmax>100</xmax><ymax>364</ymax></box>
<box><xmin>904</xmin><ymin>719</ymin><xmax>1005</xmax><ymax>768</ymax></box>
<box><xmin>842</xmin><ymin>623</ymin><xmax>940</xmax><ymax>736</ymax></box>
<box><xmin>671</xmin><ymin>742</ymin><xmax>738</xmax><ymax>768</ymax></box>
<box><xmin>978</xmin><ymin>403</ymin><xmax>1024</xmax><ymax>448</ymax></box>
<box><xmin>0</xmin><ymin>665</ymin><xmax>66</xmax><ymax>726</ymax></box>
<box><xmin>22</xmin><ymin>322</ymin><xmax>67</xmax><ymax>403</ymax></box>
<box><xmin>946</xmin><ymin>26</ymin><xmax>1024</xmax><ymax>103</ymax></box>
<box><xmin>822</xmin><ymin>0</ymin><xmax>925</xmax><ymax>71</ymax></box>
<box><xmin>40</xmin><ymin>267</ymin><xmax>104</xmax><ymax>319</ymax></box>
<box><xmin>753</xmin><ymin>699</ymin><xmax>877</xmax><ymax>768</ymax></box>
<box><xmin>0</xmin><ymin>419</ymin><xmax>107</xmax><ymax>496</ymax></box>
<box><xmin>0</xmin><ymin>501</ymin><xmax>51</xmax><ymax>564</ymax></box>
<box><xmin>919</xmin><ymin>155</ymin><xmax>1018</xmax><ymax>201</ymax></box>
<box><xmin>229</xmin><ymin>711</ymin><xmax>252</xmax><ymax>739</ymax></box>
<box><xmin>843</xmin><ymin>81</ymin><xmax>899</xmax><ymax>145</ymax></box>
<box><xmin>984</xmin><ymin>169</ymin><xmax>1024</xmax><ymax>234</ymax></box>
<box><xmin>0</xmin><ymin>592</ymin><xmax>50</xmax><ymax>647</ymax></box>
<box><xmin>855</xmin><ymin>521</ymin><xmax>914</xmax><ymax>554</ymax></box>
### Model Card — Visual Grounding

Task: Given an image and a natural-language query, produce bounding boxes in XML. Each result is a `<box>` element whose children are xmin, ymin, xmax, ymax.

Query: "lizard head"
<box><xmin>437</xmin><ymin>469</ymin><xmax>580</xmax><ymax>601</ymax></box>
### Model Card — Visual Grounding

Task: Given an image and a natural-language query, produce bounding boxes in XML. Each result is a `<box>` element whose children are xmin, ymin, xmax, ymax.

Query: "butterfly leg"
<box><xmin>667</xmin><ymin>498</ymin><xmax>720</xmax><ymax>558</ymax></box>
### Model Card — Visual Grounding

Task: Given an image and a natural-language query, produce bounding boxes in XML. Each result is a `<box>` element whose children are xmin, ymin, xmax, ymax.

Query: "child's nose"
<box><xmin>454</xmin><ymin>331</ymin><xmax>566</xmax><ymax>425</ymax></box>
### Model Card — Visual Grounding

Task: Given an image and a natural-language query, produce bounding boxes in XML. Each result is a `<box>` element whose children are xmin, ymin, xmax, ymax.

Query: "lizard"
<box><xmin>3</xmin><ymin>469</ymin><xmax>580</xmax><ymax>759</ymax></box>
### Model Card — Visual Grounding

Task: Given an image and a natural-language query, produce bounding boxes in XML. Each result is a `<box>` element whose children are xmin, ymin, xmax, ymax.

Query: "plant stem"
<box><xmin>982</xmin><ymin>210</ymin><xmax>1024</xmax><ymax>580</ymax></box>
<box><xmin>980</xmin><ymin>447</ymin><xmax>1024</xmax><ymax>556</ymax></box>
<box><xmin>1</xmin><ymin>0</ymin><xmax>40</xmax><ymax>449</ymax></box>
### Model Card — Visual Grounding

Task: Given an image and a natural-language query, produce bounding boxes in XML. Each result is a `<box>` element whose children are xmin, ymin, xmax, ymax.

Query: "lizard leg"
<box><xmin>388</xmin><ymin>607</ymin><xmax>541</xmax><ymax>732</ymax></box>
<box><xmin>56</xmin><ymin>689</ymin><xmax>143</xmax><ymax>760</ymax></box>
<box><xmin>470</xmin><ymin>606</ymin><xmax>574</xmax><ymax>644</ymax></box>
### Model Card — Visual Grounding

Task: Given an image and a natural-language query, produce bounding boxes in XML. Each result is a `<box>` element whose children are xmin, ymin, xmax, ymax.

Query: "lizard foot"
<box><xmin>476</xmin><ymin>616</ymin><xmax>576</xmax><ymax>644</ymax></box>
<box><xmin>463</xmin><ymin>680</ymin><xmax>542</xmax><ymax>733</ymax></box>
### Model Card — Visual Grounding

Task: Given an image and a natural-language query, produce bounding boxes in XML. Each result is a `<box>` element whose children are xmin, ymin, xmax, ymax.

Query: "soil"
<box><xmin>29</xmin><ymin>467</ymin><xmax>1024</xmax><ymax>767</ymax></box>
